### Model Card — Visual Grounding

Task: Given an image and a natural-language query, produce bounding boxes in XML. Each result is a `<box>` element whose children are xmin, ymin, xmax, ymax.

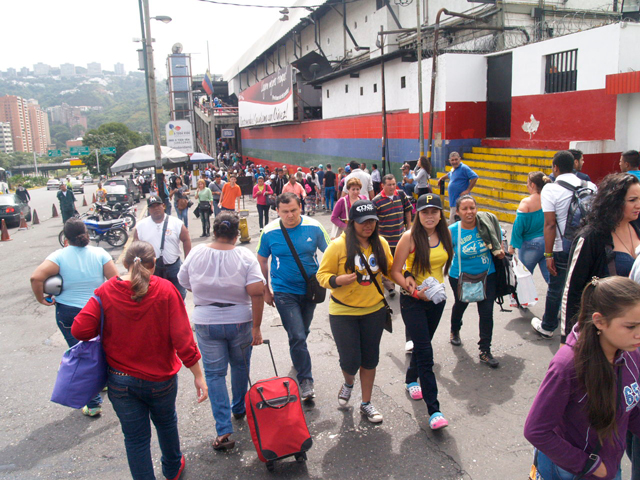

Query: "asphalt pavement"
<box><xmin>0</xmin><ymin>191</ymin><xmax>576</xmax><ymax>479</ymax></box>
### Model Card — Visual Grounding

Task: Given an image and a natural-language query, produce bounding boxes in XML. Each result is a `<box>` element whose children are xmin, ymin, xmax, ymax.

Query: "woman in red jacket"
<box><xmin>72</xmin><ymin>241</ymin><xmax>208</xmax><ymax>480</ymax></box>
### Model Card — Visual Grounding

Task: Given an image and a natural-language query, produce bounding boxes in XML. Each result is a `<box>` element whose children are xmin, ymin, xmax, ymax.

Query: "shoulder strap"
<box><xmin>458</xmin><ymin>224</ymin><xmax>462</xmax><ymax>278</ymax></box>
<box><xmin>357</xmin><ymin>250</ymin><xmax>390</xmax><ymax>308</ymax></box>
<box><xmin>279</xmin><ymin>220</ymin><xmax>310</xmax><ymax>282</ymax></box>
<box><xmin>91</xmin><ymin>294</ymin><xmax>104</xmax><ymax>338</ymax></box>
<box><xmin>556</xmin><ymin>179</ymin><xmax>578</xmax><ymax>192</ymax></box>
<box><xmin>159</xmin><ymin>216</ymin><xmax>169</xmax><ymax>259</ymax></box>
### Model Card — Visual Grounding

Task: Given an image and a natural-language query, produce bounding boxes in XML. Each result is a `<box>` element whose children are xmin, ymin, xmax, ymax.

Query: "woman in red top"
<box><xmin>252</xmin><ymin>175</ymin><xmax>273</xmax><ymax>231</ymax></box>
<box><xmin>72</xmin><ymin>241</ymin><xmax>208</xmax><ymax>480</ymax></box>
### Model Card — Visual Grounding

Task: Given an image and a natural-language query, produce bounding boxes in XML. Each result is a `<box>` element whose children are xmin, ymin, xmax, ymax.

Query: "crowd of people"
<box><xmin>28</xmin><ymin>147</ymin><xmax>640</xmax><ymax>480</ymax></box>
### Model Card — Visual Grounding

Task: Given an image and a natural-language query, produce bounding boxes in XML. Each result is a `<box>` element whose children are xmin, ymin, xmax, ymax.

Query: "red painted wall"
<box><xmin>583</xmin><ymin>152</ymin><xmax>621</xmax><ymax>183</ymax></box>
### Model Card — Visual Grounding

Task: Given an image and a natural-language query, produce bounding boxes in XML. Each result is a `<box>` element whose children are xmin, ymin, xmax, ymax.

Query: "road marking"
<box><xmin>116</xmin><ymin>205</ymin><xmax>147</xmax><ymax>265</ymax></box>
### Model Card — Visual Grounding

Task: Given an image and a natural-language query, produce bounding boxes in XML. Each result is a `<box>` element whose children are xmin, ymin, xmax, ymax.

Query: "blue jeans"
<box><xmin>108</xmin><ymin>372</ymin><xmax>182</xmax><ymax>480</ymax></box>
<box><xmin>194</xmin><ymin>322</ymin><xmax>252</xmax><ymax>437</ymax></box>
<box><xmin>517</xmin><ymin>236</ymin><xmax>549</xmax><ymax>284</ymax></box>
<box><xmin>273</xmin><ymin>292</ymin><xmax>316</xmax><ymax>383</ymax></box>
<box><xmin>627</xmin><ymin>431</ymin><xmax>640</xmax><ymax>480</ymax></box>
<box><xmin>325</xmin><ymin>187</ymin><xmax>335</xmax><ymax>211</ymax></box>
<box><xmin>154</xmin><ymin>258</ymin><xmax>186</xmax><ymax>300</ymax></box>
<box><xmin>55</xmin><ymin>302</ymin><xmax>101</xmax><ymax>409</ymax></box>
<box><xmin>535</xmin><ymin>449</ymin><xmax>621</xmax><ymax>480</ymax></box>
<box><xmin>541</xmin><ymin>251</ymin><xmax>569</xmax><ymax>332</ymax></box>
<box><xmin>164</xmin><ymin>198</ymin><xmax>172</xmax><ymax>215</ymax></box>
<box><xmin>174</xmin><ymin>202</ymin><xmax>188</xmax><ymax>227</ymax></box>
<box><xmin>212</xmin><ymin>197</ymin><xmax>221</xmax><ymax>217</ymax></box>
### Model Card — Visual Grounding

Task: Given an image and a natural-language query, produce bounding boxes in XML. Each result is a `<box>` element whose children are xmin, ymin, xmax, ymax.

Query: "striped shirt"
<box><xmin>372</xmin><ymin>190</ymin><xmax>412</xmax><ymax>248</ymax></box>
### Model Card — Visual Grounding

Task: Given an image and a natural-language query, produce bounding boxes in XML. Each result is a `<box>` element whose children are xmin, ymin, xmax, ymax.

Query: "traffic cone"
<box><xmin>18</xmin><ymin>212</ymin><xmax>28</xmax><ymax>230</ymax></box>
<box><xmin>32</xmin><ymin>209</ymin><xmax>40</xmax><ymax>225</ymax></box>
<box><xmin>92</xmin><ymin>193</ymin><xmax>96</xmax><ymax>203</ymax></box>
<box><xmin>1</xmin><ymin>219</ymin><xmax>11</xmax><ymax>241</ymax></box>
<box><xmin>52</xmin><ymin>204</ymin><xmax>59</xmax><ymax>218</ymax></box>
<box><xmin>83</xmin><ymin>195</ymin><xmax>88</xmax><ymax>207</ymax></box>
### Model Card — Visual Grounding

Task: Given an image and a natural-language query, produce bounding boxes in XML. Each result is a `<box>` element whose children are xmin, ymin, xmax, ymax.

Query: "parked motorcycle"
<box><xmin>91</xmin><ymin>202</ymin><xmax>137</xmax><ymax>229</ymax></box>
<box><xmin>59</xmin><ymin>216</ymin><xmax>129</xmax><ymax>248</ymax></box>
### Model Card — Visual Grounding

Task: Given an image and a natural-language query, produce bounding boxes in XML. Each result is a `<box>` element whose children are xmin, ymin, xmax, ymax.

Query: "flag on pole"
<box><xmin>202</xmin><ymin>70</ymin><xmax>214</xmax><ymax>96</ymax></box>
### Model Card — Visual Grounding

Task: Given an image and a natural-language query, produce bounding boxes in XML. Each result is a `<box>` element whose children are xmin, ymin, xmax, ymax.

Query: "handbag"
<box><xmin>177</xmin><ymin>196</ymin><xmax>189</xmax><ymax>210</ymax></box>
<box><xmin>456</xmin><ymin>224</ymin><xmax>491</xmax><ymax>303</ymax></box>
<box><xmin>50</xmin><ymin>295</ymin><xmax>108</xmax><ymax>408</ymax></box>
<box><xmin>358</xmin><ymin>251</ymin><xmax>393</xmax><ymax>333</ymax></box>
<box><xmin>279</xmin><ymin>220</ymin><xmax>327</xmax><ymax>303</ymax></box>
<box><xmin>509</xmin><ymin>256</ymin><xmax>538</xmax><ymax>308</ymax></box>
<box><xmin>154</xmin><ymin>217</ymin><xmax>170</xmax><ymax>278</ymax></box>
<box><xmin>304</xmin><ymin>182</ymin><xmax>312</xmax><ymax>194</ymax></box>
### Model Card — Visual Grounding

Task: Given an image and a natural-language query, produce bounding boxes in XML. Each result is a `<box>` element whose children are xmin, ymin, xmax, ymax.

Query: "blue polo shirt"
<box><xmin>449</xmin><ymin>223</ymin><xmax>495</xmax><ymax>279</ymax></box>
<box><xmin>448</xmin><ymin>162</ymin><xmax>478</xmax><ymax>207</ymax></box>
<box><xmin>257</xmin><ymin>216</ymin><xmax>330</xmax><ymax>295</ymax></box>
<box><xmin>628</xmin><ymin>170</ymin><xmax>640</xmax><ymax>182</ymax></box>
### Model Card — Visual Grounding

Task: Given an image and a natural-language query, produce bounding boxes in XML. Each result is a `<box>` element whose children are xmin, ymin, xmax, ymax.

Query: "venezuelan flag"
<box><xmin>202</xmin><ymin>70</ymin><xmax>214</xmax><ymax>96</ymax></box>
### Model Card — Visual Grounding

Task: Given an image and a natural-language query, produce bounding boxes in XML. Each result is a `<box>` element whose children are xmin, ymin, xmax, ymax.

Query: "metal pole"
<box><xmin>142</xmin><ymin>0</ymin><xmax>165</xmax><ymax>200</ymax></box>
<box><xmin>33</xmin><ymin>151</ymin><xmax>38</xmax><ymax>176</ymax></box>
<box><xmin>138</xmin><ymin>0</ymin><xmax>154</xmax><ymax>145</ymax></box>
<box><xmin>380</xmin><ymin>28</ymin><xmax>388</xmax><ymax>177</ymax></box>
<box><xmin>95</xmin><ymin>149</ymin><xmax>100</xmax><ymax>175</ymax></box>
<box><xmin>416</xmin><ymin>0</ymin><xmax>424</xmax><ymax>157</ymax></box>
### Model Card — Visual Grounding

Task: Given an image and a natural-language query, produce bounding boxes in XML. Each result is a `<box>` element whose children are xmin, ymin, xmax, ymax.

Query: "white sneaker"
<box><xmin>360</xmin><ymin>402</ymin><xmax>383</xmax><ymax>423</ymax></box>
<box><xmin>531</xmin><ymin>317</ymin><xmax>554</xmax><ymax>338</ymax></box>
<box><xmin>405</xmin><ymin>341</ymin><xmax>414</xmax><ymax>353</ymax></box>
<box><xmin>338</xmin><ymin>383</ymin><xmax>353</xmax><ymax>406</ymax></box>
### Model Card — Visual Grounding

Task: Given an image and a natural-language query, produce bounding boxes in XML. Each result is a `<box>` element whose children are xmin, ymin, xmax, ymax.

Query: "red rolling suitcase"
<box><xmin>244</xmin><ymin>340</ymin><xmax>313</xmax><ymax>471</ymax></box>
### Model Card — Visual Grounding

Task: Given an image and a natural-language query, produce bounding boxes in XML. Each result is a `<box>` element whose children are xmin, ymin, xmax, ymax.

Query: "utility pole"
<box><xmin>95</xmin><ymin>149</ymin><xmax>101</xmax><ymax>175</ymax></box>
<box><xmin>138</xmin><ymin>0</ymin><xmax>154</xmax><ymax>146</ymax></box>
<box><xmin>33</xmin><ymin>151</ymin><xmax>38</xmax><ymax>176</ymax></box>
<box><xmin>417</xmin><ymin>0</ymin><xmax>425</xmax><ymax>158</ymax></box>
<box><xmin>380</xmin><ymin>27</ymin><xmax>388</xmax><ymax>176</ymax></box>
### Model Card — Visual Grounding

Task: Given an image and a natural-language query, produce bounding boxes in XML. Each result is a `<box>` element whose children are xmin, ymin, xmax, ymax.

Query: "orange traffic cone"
<box><xmin>52</xmin><ymin>204</ymin><xmax>59</xmax><ymax>218</ymax></box>
<box><xmin>18</xmin><ymin>212</ymin><xmax>28</xmax><ymax>230</ymax></box>
<box><xmin>32</xmin><ymin>209</ymin><xmax>40</xmax><ymax>225</ymax></box>
<box><xmin>83</xmin><ymin>195</ymin><xmax>88</xmax><ymax>207</ymax></box>
<box><xmin>92</xmin><ymin>193</ymin><xmax>96</xmax><ymax>203</ymax></box>
<box><xmin>1</xmin><ymin>219</ymin><xmax>11</xmax><ymax>241</ymax></box>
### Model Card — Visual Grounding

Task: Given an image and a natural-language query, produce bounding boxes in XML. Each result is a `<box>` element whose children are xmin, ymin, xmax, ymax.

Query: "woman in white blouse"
<box><xmin>178</xmin><ymin>211</ymin><xmax>265</xmax><ymax>451</ymax></box>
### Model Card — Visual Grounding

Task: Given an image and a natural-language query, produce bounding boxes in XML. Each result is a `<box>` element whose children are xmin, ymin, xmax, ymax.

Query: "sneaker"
<box><xmin>429</xmin><ymin>412</ymin><xmax>449</xmax><ymax>430</ymax></box>
<box><xmin>450</xmin><ymin>331</ymin><xmax>462</xmax><ymax>346</ymax></box>
<box><xmin>338</xmin><ymin>382</ymin><xmax>353</xmax><ymax>406</ymax></box>
<box><xmin>166</xmin><ymin>455</ymin><xmax>186</xmax><ymax>480</ymax></box>
<box><xmin>81</xmin><ymin>405</ymin><xmax>102</xmax><ymax>417</ymax></box>
<box><xmin>405</xmin><ymin>382</ymin><xmax>423</xmax><ymax>400</ymax></box>
<box><xmin>360</xmin><ymin>402</ymin><xmax>383</xmax><ymax>423</ymax></box>
<box><xmin>479</xmin><ymin>350</ymin><xmax>500</xmax><ymax>368</ymax></box>
<box><xmin>405</xmin><ymin>340</ymin><xmax>414</xmax><ymax>353</ymax></box>
<box><xmin>232</xmin><ymin>412</ymin><xmax>246</xmax><ymax>420</ymax></box>
<box><xmin>300</xmin><ymin>379</ymin><xmax>315</xmax><ymax>401</ymax></box>
<box><xmin>531</xmin><ymin>317</ymin><xmax>554</xmax><ymax>338</ymax></box>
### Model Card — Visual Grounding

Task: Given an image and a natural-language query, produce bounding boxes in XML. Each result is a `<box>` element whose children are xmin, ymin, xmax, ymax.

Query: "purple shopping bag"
<box><xmin>50</xmin><ymin>295</ymin><xmax>107</xmax><ymax>409</ymax></box>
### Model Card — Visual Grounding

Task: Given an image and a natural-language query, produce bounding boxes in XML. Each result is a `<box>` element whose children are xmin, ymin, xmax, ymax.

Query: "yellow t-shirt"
<box><xmin>405</xmin><ymin>241</ymin><xmax>448</xmax><ymax>284</ymax></box>
<box><xmin>316</xmin><ymin>234</ymin><xmax>395</xmax><ymax>316</ymax></box>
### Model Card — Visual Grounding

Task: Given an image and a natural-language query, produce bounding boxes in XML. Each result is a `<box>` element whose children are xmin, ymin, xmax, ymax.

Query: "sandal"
<box><xmin>212</xmin><ymin>434</ymin><xmax>236</xmax><ymax>451</ymax></box>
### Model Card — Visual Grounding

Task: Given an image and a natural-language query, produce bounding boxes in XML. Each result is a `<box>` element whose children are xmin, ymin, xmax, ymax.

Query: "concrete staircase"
<box><xmin>428</xmin><ymin>147</ymin><xmax>554</xmax><ymax>223</ymax></box>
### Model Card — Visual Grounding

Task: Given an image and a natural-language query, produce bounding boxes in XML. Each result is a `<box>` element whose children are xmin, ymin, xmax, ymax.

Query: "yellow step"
<box><xmin>472</xmin><ymin>147</ymin><xmax>556</xmax><ymax>158</ymax></box>
<box><xmin>460</xmin><ymin>159</ymin><xmax>552</xmax><ymax>176</ymax></box>
<box><xmin>444</xmin><ymin>166</ymin><xmax>529</xmax><ymax>183</ymax></box>
<box><xmin>441</xmin><ymin>197</ymin><xmax>516</xmax><ymax>223</ymax></box>
<box><xmin>429</xmin><ymin>177</ymin><xmax>529</xmax><ymax>195</ymax></box>
<box><xmin>465</xmin><ymin>153</ymin><xmax>553</xmax><ymax>169</ymax></box>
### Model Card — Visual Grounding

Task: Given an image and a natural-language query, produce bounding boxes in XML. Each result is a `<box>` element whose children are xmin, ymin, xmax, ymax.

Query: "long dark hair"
<box><xmin>574</xmin><ymin>276</ymin><xmax>640</xmax><ymax>441</ymax></box>
<box><xmin>417</xmin><ymin>155</ymin><xmax>432</xmax><ymax>175</ymax></box>
<box><xmin>344</xmin><ymin>220</ymin><xmax>389</xmax><ymax>276</ymax></box>
<box><xmin>581</xmin><ymin>173</ymin><xmax>639</xmax><ymax>237</ymax></box>
<box><xmin>410</xmin><ymin>207</ymin><xmax>453</xmax><ymax>276</ymax></box>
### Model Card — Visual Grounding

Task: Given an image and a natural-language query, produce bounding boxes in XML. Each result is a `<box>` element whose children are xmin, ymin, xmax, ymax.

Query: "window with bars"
<box><xmin>545</xmin><ymin>49</ymin><xmax>578</xmax><ymax>94</ymax></box>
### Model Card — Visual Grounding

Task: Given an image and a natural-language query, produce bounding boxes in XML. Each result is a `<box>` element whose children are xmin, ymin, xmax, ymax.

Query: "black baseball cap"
<box><xmin>147</xmin><ymin>195</ymin><xmax>163</xmax><ymax>207</ymax></box>
<box><xmin>350</xmin><ymin>199</ymin><xmax>379</xmax><ymax>223</ymax></box>
<box><xmin>416</xmin><ymin>193</ymin><xmax>443</xmax><ymax>211</ymax></box>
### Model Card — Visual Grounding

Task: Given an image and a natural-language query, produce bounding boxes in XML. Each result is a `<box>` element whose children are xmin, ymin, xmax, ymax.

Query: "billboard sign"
<box><xmin>239</xmin><ymin>65</ymin><xmax>294</xmax><ymax>127</ymax></box>
<box><xmin>165</xmin><ymin>120</ymin><xmax>194</xmax><ymax>154</ymax></box>
<box><xmin>221</xmin><ymin>129</ymin><xmax>235</xmax><ymax>138</ymax></box>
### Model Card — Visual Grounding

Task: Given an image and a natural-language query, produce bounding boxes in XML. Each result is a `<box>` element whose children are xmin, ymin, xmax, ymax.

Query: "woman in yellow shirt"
<box><xmin>390</xmin><ymin>194</ymin><xmax>453</xmax><ymax>430</ymax></box>
<box><xmin>317</xmin><ymin>199</ymin><xmax>394</xmax><ymax>424</ymax></box>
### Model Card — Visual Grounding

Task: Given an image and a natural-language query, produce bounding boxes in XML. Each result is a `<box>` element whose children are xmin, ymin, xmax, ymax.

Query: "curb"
<box><xmin>116</xmin><ymin>204</ymin><xmax>147</xmax><ymax>265</ymax></box>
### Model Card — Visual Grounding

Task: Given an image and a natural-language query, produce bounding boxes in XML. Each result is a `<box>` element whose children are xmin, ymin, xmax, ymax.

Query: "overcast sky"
<box><xmin>2</xmin><ymin>0</ymin><xmax>287</xmax><ymax>78</ymax></box>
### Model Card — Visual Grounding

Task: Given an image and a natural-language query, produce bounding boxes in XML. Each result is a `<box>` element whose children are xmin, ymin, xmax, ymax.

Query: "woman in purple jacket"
<box><xmin>524</xmin><ymin>276</ymin><xmax>640</xmax><ymax>480</ymax></box>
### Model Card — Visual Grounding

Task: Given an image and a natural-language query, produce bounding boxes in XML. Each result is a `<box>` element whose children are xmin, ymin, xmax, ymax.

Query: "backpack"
<box><xmin>556</xmin><ymin>180</ymin><xmax>595</xmax><ymax>252</ymax></box>
<box><xmin>494</xmin><ymin>253</ymin><xmax>518</xmax><ymax>312</ymax></box>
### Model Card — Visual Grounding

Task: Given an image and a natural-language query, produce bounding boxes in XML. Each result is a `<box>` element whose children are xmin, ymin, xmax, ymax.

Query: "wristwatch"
<box><xmin>544</xmin><ymin>252</ymin><xmax>553</xmax><ymax>258</ymax></box>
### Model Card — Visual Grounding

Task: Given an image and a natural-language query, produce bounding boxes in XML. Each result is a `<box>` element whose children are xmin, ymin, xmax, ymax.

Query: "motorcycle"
<box><xmin>91</xmin><ymin>202</ymin><xmax>137</xmax><ymax>229</ymax></box>
<box><xmin>59</xmin><ymin>216</ymin><xmax>129</xmax><ymax>248</ymax></box>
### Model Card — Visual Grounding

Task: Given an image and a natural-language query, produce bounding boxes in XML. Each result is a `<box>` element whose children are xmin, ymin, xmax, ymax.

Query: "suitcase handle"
<box><xmin>241</xmin><ymin>339</ymin><xmax>279</xmax><ymax>387</ymax></box>
<box><xmin>257</xmin><ymin>381</ymin><xmax>292</xmax><ymax>409</ymax></box>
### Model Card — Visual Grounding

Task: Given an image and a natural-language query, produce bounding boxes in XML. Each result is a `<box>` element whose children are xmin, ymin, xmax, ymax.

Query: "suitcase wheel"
<box><xmin>295</xmin><ymin>452</ymin><xmax>307</xmax><ymax>463</ymax></box>
<box><xmin>266</xmin><ymin>461</ymin><xmax>275</xmax><ymax>472</ymax></box>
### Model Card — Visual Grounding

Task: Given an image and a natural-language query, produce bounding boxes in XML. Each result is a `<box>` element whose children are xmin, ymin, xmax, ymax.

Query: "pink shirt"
<box><xmin>282</xmin><ymin>181</ymin><xmax>306</xmax><ymax>199</ymax></box>
<box><xmin>252</xmin><ymin>184</ymin><xmax>273</xmax><ymax>205</ymax></box>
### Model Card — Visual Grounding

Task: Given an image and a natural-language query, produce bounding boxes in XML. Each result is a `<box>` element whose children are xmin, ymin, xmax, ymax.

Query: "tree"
<box><xmin>81</xmin><ymin>122</ymin><xmax>146</xmax><ymax>175</ymax></box>
<box><xmin>50</xmin><ymin>124</ymin><xmax>72</xmax><ymax>149</ymax></box>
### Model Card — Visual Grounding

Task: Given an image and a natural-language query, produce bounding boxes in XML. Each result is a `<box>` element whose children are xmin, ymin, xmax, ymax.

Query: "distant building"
<box><xmin>0</xmin><ymin>95</ymin><xmax>32</xmax><ymax>152</ymax></box>
<box><xmin>87</xmin><ymin>62</ymin><xmax>102</xmax><ymax>76</ymax></box>
<box><xmin>19</xmin><ymin>67</ymin><xmax>29</xmax><ymax>77</ymax></box>
<box><xmin>33</xmin><ymin>63</ymin><xmax>50</xmax><ymax>76</ymax></box>
<box><xmin>0</xmin><ymin>122</ymin><xmax>14</xmax><ymax>154</ymax></box>
<box><xmin>114</xmin><ymin>63</ymin><xmax>125</xmax><ymax>76</ymax></box>
<box><xmin>28</xmin><ymin>101</ymin><xmax>51</xmax><ymax>154</ymax></box>
<box><xmin>66</xmin><ymin>138</ymin><xmax>83</xmax><ymax>148</ymax></box>
<box><xmin>60</xmin><ymin>63</ymin><xmax>76</xmax><ymax>78</ymax></box>
<box><xmin>6</xmin><ymin>68</ymin><xmax>16</xmax><ymax>78</ymax></box>
<box><xmin>47</xmin><ymin>103</ymin><xmax>88</xmax><ymax>131</ymax></box>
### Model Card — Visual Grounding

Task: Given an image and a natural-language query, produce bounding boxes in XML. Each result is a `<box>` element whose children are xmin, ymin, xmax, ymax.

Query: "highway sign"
<box><xmin>70</xmin><ymin>146</ymin><xmax>90</xmax><ymax>155</ymax></box>
<box><xmin>100</xmin><ymin>147</ymin><xmax>117</xmax><ymax>155</ymax></box>
<box><xmin>47</xmin><ymin>149</ymin><xmax>62</xmax><ymax>157</ymax></box>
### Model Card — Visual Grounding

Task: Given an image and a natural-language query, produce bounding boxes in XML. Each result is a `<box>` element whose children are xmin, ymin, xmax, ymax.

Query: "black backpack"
<box><xmin>556</xmin><ymin>180</ymin><xmax>595</xmax><ymax>252</ymax></box>
<box><xmin>493</xmin><ymin>252</ymin><xmax>518</xmax><ymax>312</ymax></box>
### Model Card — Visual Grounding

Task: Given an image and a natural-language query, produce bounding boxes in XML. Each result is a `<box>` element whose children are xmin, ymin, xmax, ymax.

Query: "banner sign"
<box><xmin>221</xmin><ymin>129</ymin><xmax>235</xmax><ymax>138</ymax></box>
<box><xmin>165</xmin><ymin>120</ymin><xmax>194</xmax><ymax>154</ymax></box>
<box><xmin>239</xmin><ymin>65</ymin><xmax>294</xmax><ymax>127</ymax></box>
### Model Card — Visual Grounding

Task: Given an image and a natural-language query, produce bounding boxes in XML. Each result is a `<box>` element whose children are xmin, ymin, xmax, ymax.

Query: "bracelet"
<box><xmin>544</xmin><ymin>252</ymin><xmax>553</xmax><ymax>258</ymax></box>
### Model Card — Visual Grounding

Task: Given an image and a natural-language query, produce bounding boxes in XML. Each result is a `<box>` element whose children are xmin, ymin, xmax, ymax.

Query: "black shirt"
<box><xmin>16</xmin><ymin>186</ymin><xmax>30</xmax><ymax>203</ymax></box>
<box><xmin>324</xmin><ymin>170</ymin><xmax>336</xmax><ymax>188</ymax></box>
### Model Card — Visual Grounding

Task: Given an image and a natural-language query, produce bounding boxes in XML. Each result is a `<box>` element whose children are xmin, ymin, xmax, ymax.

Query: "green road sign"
<box><xmin>47</xmin><ymin>149</ymin><xmax>62</xmax><ymax>157</ymax></box>
<box><xmin>70</xmin><ymin>146</ymin><xmax>90</xmax><ymax>155</ymax></box>
<box><xmin>100</xmin><ymin>147</ymin><xmax>117</xmax><ymax>154</ymax></box>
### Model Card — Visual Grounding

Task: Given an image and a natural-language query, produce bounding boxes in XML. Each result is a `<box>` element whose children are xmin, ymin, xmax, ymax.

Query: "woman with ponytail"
<box><xmin>72</xmin><ymin>241</ymin><xmax>207</xmax><ymax>480</ymax></box>
<box><xmin>524</xmin><ymin>276</ymin><xmax>640</xmax><ymax>480</ymax></box>
<box><xmin>178</xmin><ymin>211</ymin><xmax>265</xmax><ymax>451</ymax></box>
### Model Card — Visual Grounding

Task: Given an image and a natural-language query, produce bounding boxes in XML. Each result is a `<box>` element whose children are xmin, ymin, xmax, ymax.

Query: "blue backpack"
<box><xmin>556</xmin><ymin>180</ymin><xmax>595</xmax><ymax>252</ymax></box>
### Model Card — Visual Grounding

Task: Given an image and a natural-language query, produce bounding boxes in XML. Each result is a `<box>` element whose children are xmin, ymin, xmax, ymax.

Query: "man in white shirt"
<box><xmin>370</xmin><ymin>163</ymin><xmax>381</xmax><ymax>195</ymax></box>
<box><xmin>532</xmin><ymin>151</ymin><xmax>596</xmax><ymax>338</ymax></box>
<box><xmin>134</xmin><ymin>195</ymin><xmax>192</xmax><ymax>299</ymax></box>
<box><xmin>341</xmin><ymin>160</ymin><xmax>374</xmax><ymax>199</ymax></box>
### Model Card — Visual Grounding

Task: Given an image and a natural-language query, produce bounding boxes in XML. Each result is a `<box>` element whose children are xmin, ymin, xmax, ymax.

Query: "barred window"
<box><xmin>545</xmin><ymin>49</ymin><xmax>577</xmax><ymax>94</ymax></box>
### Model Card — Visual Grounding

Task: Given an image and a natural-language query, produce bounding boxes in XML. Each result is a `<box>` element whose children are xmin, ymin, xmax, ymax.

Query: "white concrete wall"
<box><xmin>628</xmin><ymin>93</ymin><xmax>640</xmax><ymax>151</ymax></box>
<box><xmin>619</xmin><ymin>23</ymin><xmax>640</xmax><ymax>72</ymax></box>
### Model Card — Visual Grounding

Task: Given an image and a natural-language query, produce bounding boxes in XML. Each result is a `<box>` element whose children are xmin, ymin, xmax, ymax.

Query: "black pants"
<box><xmin>200</xmin><ymin>207</ymin><xmax>211</xmax><ymax>235</ymax></box>
<box><xmin>401</xmin><ymin>294</ymin><xmax>446</xmax><ymax>415</ymax></box>
<box><xmin>449</xmin><ymin>273</ymin><xmax>496</xmax><ymax>352</ymax></box>
<box><xmin>256</xmin><ymin>204</ymin><xmax>269</xmax><ymax>229</ymax></box>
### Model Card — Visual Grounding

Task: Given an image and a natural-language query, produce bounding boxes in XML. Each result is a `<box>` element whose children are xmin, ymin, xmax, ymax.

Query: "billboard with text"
<box><xmin>239</xmin><ymin>66</ymin><xmax>294</xmax><ymax>128</ymax></box>
<box><xmin>165</xmin><ymin>120</ymin><xmax>194</xmax><ymax>154</ymax></box>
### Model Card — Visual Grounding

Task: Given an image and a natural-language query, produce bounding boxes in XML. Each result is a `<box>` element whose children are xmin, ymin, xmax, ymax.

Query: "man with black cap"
<box><xmin>134</xmin><ymin>195</ymin><xmax>191</xmax><ymax>299</ymax></box>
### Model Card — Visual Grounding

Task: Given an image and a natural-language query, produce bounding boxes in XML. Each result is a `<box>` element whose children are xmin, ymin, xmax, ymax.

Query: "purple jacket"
<box><xmin>524</xmin><ymin>326</ymin><xmax>640</xmax><ymax>479</ymax></box>
<box><xmin>330</xmin><ymin>195</ymin><xmax>367</xmax><ymax>229</ymax></box>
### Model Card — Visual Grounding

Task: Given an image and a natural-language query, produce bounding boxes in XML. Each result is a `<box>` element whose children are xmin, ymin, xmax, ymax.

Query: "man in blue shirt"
<box><xmin>438</xmin><ymin>151</ymin><xmax>478</xmax><ymax>224</ymax></box>
<box><xmin>620</xmin><ymin>150</ymin><xmax>640</xmax><ymax>181</ymax></box>
<box><xmin>257</xmin><ymin>192</ymin><xmax>330</xmax><ymax>401</ymax></box>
